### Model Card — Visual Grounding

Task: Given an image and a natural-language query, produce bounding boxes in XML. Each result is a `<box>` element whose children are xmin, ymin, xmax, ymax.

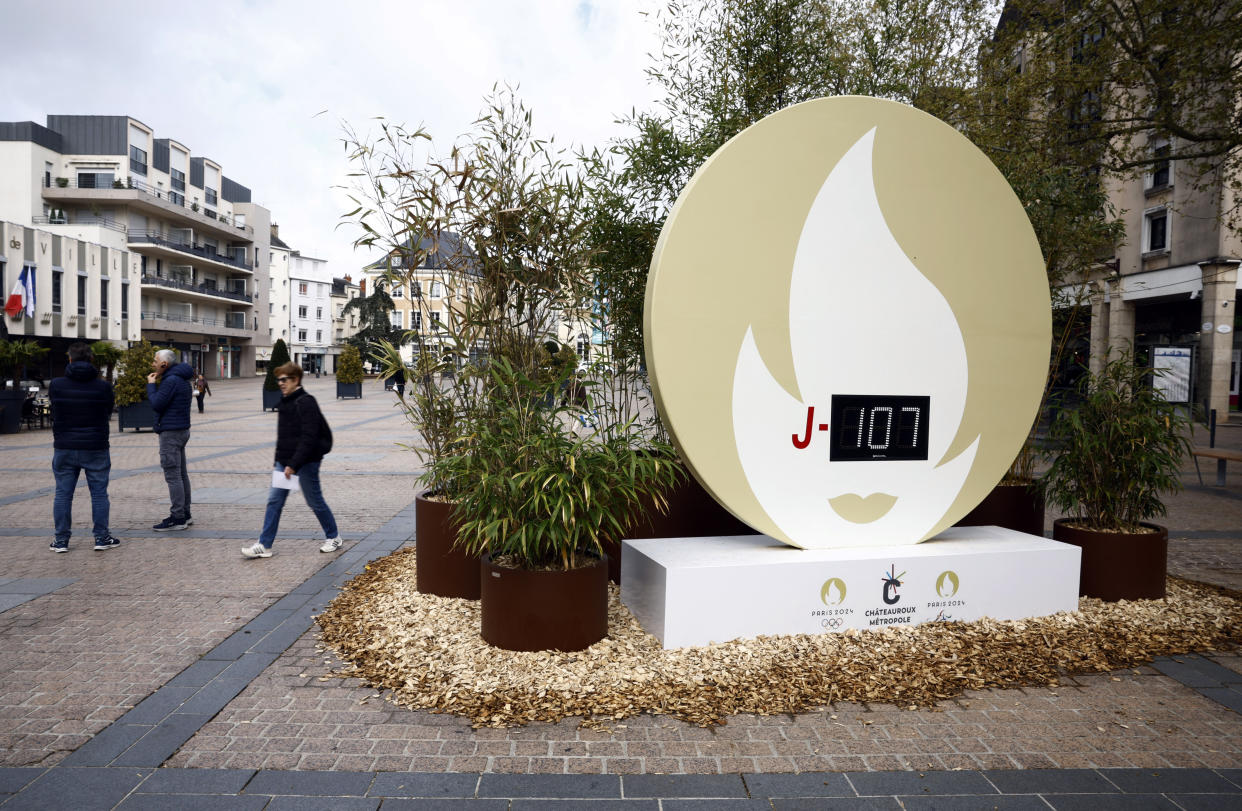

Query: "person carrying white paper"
<box><xmin>242</xmin><ymin>362</ymin><xmax>341</xmax><ymax>558</ymax></box>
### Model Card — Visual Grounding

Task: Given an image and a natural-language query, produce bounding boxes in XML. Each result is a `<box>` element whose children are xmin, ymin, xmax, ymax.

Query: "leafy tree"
<box><xmin>340</xmin><ymin>279</ymin><xmax>399</xmax><ymax>353</ymax></box>
<box><xmin>114</xmin><ymin>340</ymin><xmax>158</xmax><ymax>407</ymax></box>
<box><xmin>264</xmin><ymin>339</ymin><xmax>291</xmax><ymax>392</ymax></box>
<box><xmin>336</xmin><ymin>344</ymin><xmax>364</xmax><ymax>384</ymax></box>
<box><xmin>0</xmin><ymin>339</ymin><xmax>50</xmax><ymax>389</ymax></box>
<box><xmin>90</xmin><ymin>341</ymin><xmax>124</xmax><ymax>383</ymax></box>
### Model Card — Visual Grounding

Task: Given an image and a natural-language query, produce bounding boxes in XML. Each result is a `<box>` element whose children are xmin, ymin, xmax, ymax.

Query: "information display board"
<box><xmin>644</xmin><ymin>96</ymin><xmax>1050</xmax><ymax>549</ymax></box>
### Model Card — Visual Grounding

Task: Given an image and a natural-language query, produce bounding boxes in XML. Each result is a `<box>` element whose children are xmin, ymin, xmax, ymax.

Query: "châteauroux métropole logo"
<box><xmin>645</xmin><ymin>96</ymin><xmax>1049</xmax><ymax>550</ymax></box>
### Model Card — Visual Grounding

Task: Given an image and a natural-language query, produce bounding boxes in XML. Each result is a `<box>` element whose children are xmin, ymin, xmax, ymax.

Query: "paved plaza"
<box><xmin>1</xmin><ymin>375</ymin><xmax>1242</xmax><ymax>808</ymax></box>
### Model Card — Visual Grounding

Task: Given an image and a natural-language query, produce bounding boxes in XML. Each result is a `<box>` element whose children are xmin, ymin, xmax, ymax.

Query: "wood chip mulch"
<box><xmin>315</xmin><ymin>546</ymin><xmax>1242</xmax><ymax>728</ymax></box>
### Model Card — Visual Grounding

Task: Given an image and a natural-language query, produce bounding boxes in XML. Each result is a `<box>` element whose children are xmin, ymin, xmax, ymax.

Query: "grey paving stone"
<box><xmin>218</xmin><ymin>650</ymin><xmax>281</xmax><ymax>681</ymax></box>
<box><xmin>744</xmin><ymin>772</ymin><xmax>854</xmax><ymax>797</ymax></box>
<box><xmin>0</xmin><ymin>768</ymin><xmax>42</xmax><ymax>794</ymax></box>
<box><xmin>982</xmin><ymin>768</ymin><xmax>1120</xmax><ymax>795</ymax></box>
<box><xmin>244</xmin><ymin>769</ymin><xmax>374</xmax><ymax>796</ymax></box>
<box><xmin>60</xmin><ymin>723</ymin><xmax>153</xmax><ymax>766</ymax></box>
<box><xmin>479</xmin><ymin>773</ymin><xmax>621</xmax><ymax>798</ymax></box>
<box><xmin>119</xmin><ymin>687</ymin><xmax>197</xmax><ymax>725</ymax></box>
<box><xmin>847</xmin><ymin>771</ymin><xmax>996</xmax><ymax>797</ymax></box>
<box><xmin>253</xmin><ymin>621</ymin><xmax>312</xmax><ymax>654</ymax></box>
<box><xmin>240</xmin><ymin>608</ymin><xmax>295</xmax><ymax>633</ymax></box>
<box><xmin>265</xmin><ymin>797</ymin><xmax>380</xmax><ymax>811</ymax></box>
<box><xmin>1195</xmin><ymin>686</ymin><xmax>1242</xmax><ymax>714</ymax></box>
<box><xmin>1167</xmin><ymin>795</ymin><xmax>1242</xmax><ymax>811</ymax></box>
<box><xmin>1175</xmin><ymin>654</ymin><xmax>1242</xmax><ymax>685</ymax></box>
<box><xmin>510</xmin><ymin>802</ymin><xmax>658</xmax><ymax>811</ymax></box>
<box><xmin>111</xmin><ymin>713</ymin><xmax>215</xmax><ymax>768</ymax></box>
<box><xmin>899</xmin><ymin>796</ymin><xmax>1051</xmax><ymax>810</ymax></box>
<box><xmin>0</xmin><ymin>577</ymin><xmax>75</xmax><ymax>593</ymax></box>
<box><xmin>116</xmin><ymin>795</ymin><xmax>268</xmax><ymax>811</ymax></box>
<box><xmin>164</xmin><ymin>658</ymin><xmax>231</xmax><ymax>689</ymax></box>
<box><xmin>1042</xmin><ymin>795</ymin><xmax>1179</xmax><ymax>810</ymax></box>
<box><xmin>0</xmin><ymin>594</ymin><xmax>34</xmax><ymax>612</ymax></box>
<box><xmin>3</xmin><ymin>767</ymin><xmax>150</xmax><ymax>811</ymax></box>
<box><xmin>201</xmin><ymin>629</ymin><xmax>260</xmax><ymax>662</ymax></box>
<box><xmin>177</xmin><ymin>678</ymin><xmax>250</xmax><ymax>716</ymax></box>
<box><xmin>266</xmin><ymin>591</ymin><xmax>314</xmax><ymax>612</ymax></box>
<box><xmin>622</xmin><ymin>774</ymin><xmax>749</xmax><ymax>798</ymax></box>
<box><xmin>378</xmin><ymin>801</ymin><xmax>509</xmax><ymax>810</ymax></box>
<box><xmin>137</xmin><ymin>768</ymin><xmax>257</xmax><ymax>794</ymax></box>
<box><xmin>661</xmin><ymin>802</ymin><xmax>773</xmax><ymax>810</ymax></box>
<box><xmin>369</xmin><ymin>772</ymin><xmax>479</xmax><ymax>798</ymax></box>
<box><xmin>1217</xmin><ymin>769</ymin><xmax>1242</xmax><ymax>789</ymax></box>
<box><xmin>771</xmin><ymin>800</ymin><xmax>902</xmax><ymax>810</ymax></box>
<box><xmin>1151</xmin><ymin>659</ymin><xmax>1231</xmax><ymax>688</ymax></box>
<box><xmin>1099</xmin><ymin>768</ymin><xmax>1241</xmax><ymax>794</ymax></box>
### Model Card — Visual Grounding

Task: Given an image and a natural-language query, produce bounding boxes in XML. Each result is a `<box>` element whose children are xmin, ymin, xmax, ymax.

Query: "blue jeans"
<box><xmin>53</xmin><ymin>448</ymin><xmax>111</xmax><ymax>542</ymax></box>
<box><xmin>258</xmin><ymin>461</ymin><xmax>338</xmax><ymax>548</ymax></box>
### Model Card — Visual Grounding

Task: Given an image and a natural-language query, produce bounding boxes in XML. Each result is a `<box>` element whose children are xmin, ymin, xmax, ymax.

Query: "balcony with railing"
<box><xmin>32</xmin><ymin>214</ymin><xmax>126</xmax><ymax>233</ymax></box>
<box><xmin>42</xmin><ymin>176</ymin><xmax>254</xmax><ymax>238</ymax></box>
<box><xmin>140</xmin><ymin>273</ymin><xmax>253</xmax><ymax>304</ymax></box>
<box><xmin>141</xmin><ymin>310</ymin><xmax>250</xmax><ymax>335</ymax></box>
<box><xmin>127</xmin><ymin>229</ymin><xmax>253</xmax><ymax>272</ymax></box>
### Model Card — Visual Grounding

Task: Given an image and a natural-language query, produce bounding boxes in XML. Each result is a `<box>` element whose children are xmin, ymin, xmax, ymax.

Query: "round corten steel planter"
<box><xmin>480</xmin><ymin>553</ymin><xmax>608</xmax><ymax>652</ymax></box>
<box><xmin>953</xmin><ymin>482</ymin><xmax>1045</xmax><ymax>537</ymax></box>
<box><xmin>1051</xmin><ymin>518</ymin><xmax>1168</xmax><ymax>602</ymax></box>
<box><xmin>415</xmin><ymin>491</ymin><xmax>480</xmax><ymax>600</ymax></box>
<box><xmin>603</xmin><ymin>474</ymin><xmax>759</xmax><ymax>584</ymax></box>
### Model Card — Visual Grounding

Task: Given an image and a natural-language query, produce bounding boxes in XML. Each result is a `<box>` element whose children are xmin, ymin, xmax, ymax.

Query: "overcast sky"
<box><xmin>2</xmin><ymin>0</ymin><xmax>664</xmax><ymax>274</ymax></box>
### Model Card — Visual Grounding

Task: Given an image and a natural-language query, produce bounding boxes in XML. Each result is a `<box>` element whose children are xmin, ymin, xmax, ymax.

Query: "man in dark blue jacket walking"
<box><xmin>49</xmin><ymin>342</ymin><xmax>119</xmax><ymax>552</ymax></box>
<box><xmin>147</xmin><ymin>349</ymin><xmax>195</xmax><ymax>531</ymax></box>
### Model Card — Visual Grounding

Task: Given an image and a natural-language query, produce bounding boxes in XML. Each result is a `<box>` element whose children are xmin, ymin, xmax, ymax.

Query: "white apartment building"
<box><xmin>0</xmin><ymin>116</ymin><xmax>271</xmax><ymax>377</ymax></box>
<box><xmin>261</xmin><ymin>224</ymin><xmax>293</xmax><ymax>369</ymax></box>
<box><xmin>330</xmin><ymin>276</ymin><xmax>361</xmax><ymax>354</ymax></box>
<box><xmin>289</xmin><ymin>252</ymin><xmax>335</xmax><ymax>374</ymax></box>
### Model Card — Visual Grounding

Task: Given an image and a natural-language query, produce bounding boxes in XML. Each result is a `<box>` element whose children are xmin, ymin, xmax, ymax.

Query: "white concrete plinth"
<box><xmin>620</xmin><ymin>526</ymin><xmax>1081</xmax><ymax>649</ymax></box>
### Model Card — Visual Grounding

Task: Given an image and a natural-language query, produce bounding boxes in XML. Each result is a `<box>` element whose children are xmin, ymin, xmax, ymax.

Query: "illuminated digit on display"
<box><xmin>867</xmin><ymin>407</ymin><xmax>893</xmax><ymax>450</ymax></box>
<box><xmin>839</xmin><ymin>407</ymin><xmax>864</xmax><ymax>449</ymax></box>
<box><xmin>897</xmin><ymin>407</ymin><xmax>920</xmax><ymax>449</ymax></box>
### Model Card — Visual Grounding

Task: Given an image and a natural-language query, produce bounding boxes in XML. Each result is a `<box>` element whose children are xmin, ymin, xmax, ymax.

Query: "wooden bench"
<box><xmin>1192</xmin><ymin>447</ymin><xmax>1242</xmax><ymax>486</ymax></box>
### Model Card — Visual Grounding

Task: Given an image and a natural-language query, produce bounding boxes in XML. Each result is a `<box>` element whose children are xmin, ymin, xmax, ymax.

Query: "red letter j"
<box><xmin>792</xmin><ymin>406</ymin><xmax>814</xmax><ymax>449</ymax></box>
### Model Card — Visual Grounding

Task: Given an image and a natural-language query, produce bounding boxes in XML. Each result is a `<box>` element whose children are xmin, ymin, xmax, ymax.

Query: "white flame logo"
<box><xmin>732</xmin><ymin>128</ymin><xmax>978</xmax><ymax>548</ymax></box>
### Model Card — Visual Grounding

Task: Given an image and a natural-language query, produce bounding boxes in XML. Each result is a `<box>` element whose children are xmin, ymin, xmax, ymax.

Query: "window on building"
<box><xmin>298</xmin><ymin>305</ymin><xmax>307</xmax><ymax>318</ymax></box>
<box><xmin>412</xmin><ymin>281</ymin><xmax>421</xmax><ymax>297</ymax></box>
<box><xmin>205</xmin><ymin>188</ymin><xmax>218</xmax><ymax>207</ymax></box>
<box><xmin>44</xmin><ymin>162</ymin><xmax>52</xmax><ymax>188</ymax></box>
<box><xmin>431</xmin><ymin>311</ymin><xmax>441</xmax><ymax>328</ymax></box>
<box><xmin>299</xmin><ymin>329</ymin><xmax>307</xmax><ymax>341</ymax></box>
<box><xmin>298</xmin><ymin>282</ymin><xmax>308</xmax><ymax>294</ymax></box>
<box><xmin>316</xmin><ymin>307</ymin><xmax>323</xmax><ymax>320</ymax></box>
<box><xmin>391</xmin><ymin>311</ymin><xmax>403</xmax><ymax>329</ymax></box>
<box><xmin>411</xmin><ymin>311</ymin><xmax>422</xmax><ymax>330</ymax></box>
<box><xmin>391</xmin><ymin>283</ymin><xmax>404</xmax><ymax>298</ymax></box>
<box><xmin>77</xmin><ymin>275</ymin><xmax>87</xmax><ymax>316</ymax></box>
<box><xmin>269</xmin><ymin>302</ymin><xmax>274</xmax><ymax>314</ymax></box>
<box><xmin>52</xmin><ymin>270</ymin><xmax>63</xmax><ymax>314</ymax></box>
<box><xmin>336</xmin><ymin>304</ymin><xmax>344</xmax><ymax>317</ymax></box>
<box><xmin>577</xmin><ymin>334</ymin><xmax>590</xmax><ymax>362</ymax></box>
<box><xmin>431</xmin><ymin>281</ymin><xmax>443</xmax><ymax>298</ymax></box>
<box><xmin>1144</xmin><ymin>207</ymin><xmax>1169</xmax><ymax>253</ymax></box>
<box><xmin>77</xmin><ymin>171</ymin><xmax>114</xmax><ymax>189</ymax></box>
<box><xmin>1149</xmin><ymin>141</ymin><xmax>1172</xmax><ymax>189</ymax></box>
<box><xmin>316</xmin><ymin>330</ymin><xmax>322</xmax><ymax>342</ymax></box>
<box><xmin>100</xmin><ymin>279</ymin><xmax>109</xmax><ymax>317</ymax></box>
<box><xmin>121</xmin><ymin>281</ymin><xmax>129</xmax><ymax>319</ymax></box>
<box><xmin>170</xmin><ymin>168</ymin><xmax>185</xmax><ymax>192</ymax></box>
<box><xmin>129</xmin><ymin>145</ymin><xmax>147</xmax><ymax>176</ymax></box>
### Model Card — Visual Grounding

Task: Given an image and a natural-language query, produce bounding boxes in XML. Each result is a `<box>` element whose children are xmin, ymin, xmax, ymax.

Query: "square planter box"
<box><xmin>336</xmin><ymin>381</ymin><xmax>363</xmax><ymax>399</ymax></box>
<box><xmin>118</xmin><ymin>400</ymin><xmax>156</xmax><ymax>432</ymax></box>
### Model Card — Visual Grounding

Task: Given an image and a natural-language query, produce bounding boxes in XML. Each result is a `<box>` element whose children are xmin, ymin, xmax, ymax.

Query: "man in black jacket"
<box><xmin>48</xmin><ymin>342</ymin><xmax>119</xmax><ymax>552</ymax></box>
<box><xmin>242</xmin><ymin>362</ymin><xmax>341</xmax><ymax>558</ymax></box>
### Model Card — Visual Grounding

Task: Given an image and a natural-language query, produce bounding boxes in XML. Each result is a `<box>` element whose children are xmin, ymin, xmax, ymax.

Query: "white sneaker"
<box><xmin>320</xmin><ymin>537</ymin><xmax>343</xmax><ymax>553</ymax></box>
<box><xmin>241</xmin><ymin>542</ymin><xmax>273</xmax><ymax>559</ymax></box>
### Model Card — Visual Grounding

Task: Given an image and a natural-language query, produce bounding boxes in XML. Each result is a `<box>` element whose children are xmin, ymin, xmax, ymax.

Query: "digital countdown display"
<box><xmin>644</xmin><ymin>96</ymin><xmax>1051</xmax><ymax>549</ymax></box>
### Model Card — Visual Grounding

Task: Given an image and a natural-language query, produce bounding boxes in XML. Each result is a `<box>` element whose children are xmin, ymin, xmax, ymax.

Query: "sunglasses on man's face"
<box><xmin>277</xmin><ymin>376</ymin><xmax>293</xmax><ymax>383</ymax></box>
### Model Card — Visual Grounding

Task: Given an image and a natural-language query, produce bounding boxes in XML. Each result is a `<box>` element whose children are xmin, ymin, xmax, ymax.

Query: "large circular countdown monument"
<box><xmin>623</xmin><ymin>97</ymin><xmax>1076</xmax><ymax>648</ymax></box>
<box><xmin>644</xmin><ymin>96</ymin><xmax>1051</xmax><ymax>550</ymax></box>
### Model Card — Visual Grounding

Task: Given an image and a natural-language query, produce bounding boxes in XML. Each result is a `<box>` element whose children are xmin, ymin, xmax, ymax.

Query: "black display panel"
<box><xmin>828</xmin><ymin>395</ymin><xmax>930</xmax><ymax>462</ymax></box>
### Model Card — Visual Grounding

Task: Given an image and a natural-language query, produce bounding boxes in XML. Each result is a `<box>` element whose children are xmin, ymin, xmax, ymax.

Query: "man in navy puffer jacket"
<box><xmin>48</xmin><ymin>342</ymin><xmax>119</xmax><ymax>552</ymax></box>
<box><xmin>147</xmin><ymin>349</ymin><xmax>195</xmax><ymax>531</ymax></box>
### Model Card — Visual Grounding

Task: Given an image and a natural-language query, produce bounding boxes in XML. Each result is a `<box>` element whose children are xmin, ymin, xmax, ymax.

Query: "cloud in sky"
<box><xmin>1</xmin><ymin>0</ymin><xmax>663</xmax><ymax>272</ymax></box>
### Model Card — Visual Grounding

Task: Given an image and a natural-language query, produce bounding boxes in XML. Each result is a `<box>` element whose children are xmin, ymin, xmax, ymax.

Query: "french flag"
<box><xmin>5</xmin><ymin>265</ymin><xmax>35</xmax><ymax>319</ymax></box>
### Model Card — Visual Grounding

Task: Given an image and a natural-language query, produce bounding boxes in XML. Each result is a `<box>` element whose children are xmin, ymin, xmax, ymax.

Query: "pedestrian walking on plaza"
<box><xmin>193</xmin><ymin>371</ymin><xmax>211</xmax><ymax>414</ymax></box>
<box><xmin>148</xmin><ymin>349</ymin><xmax>195</xmax><ymax>531</ymax></box>
<box><xmin>242</xmin><ymin>362</ymin><xmax>342</xmax><ymax>558</ymax></box>
<box><xmin>390</xmin><ymin>364</ymin><xmax>406</xmax><ymax>398</ymax></box>
<box><xmin>48</xmin><ymin>342</ymin><xmax>119</xmax><ymax>552</ymax></box>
